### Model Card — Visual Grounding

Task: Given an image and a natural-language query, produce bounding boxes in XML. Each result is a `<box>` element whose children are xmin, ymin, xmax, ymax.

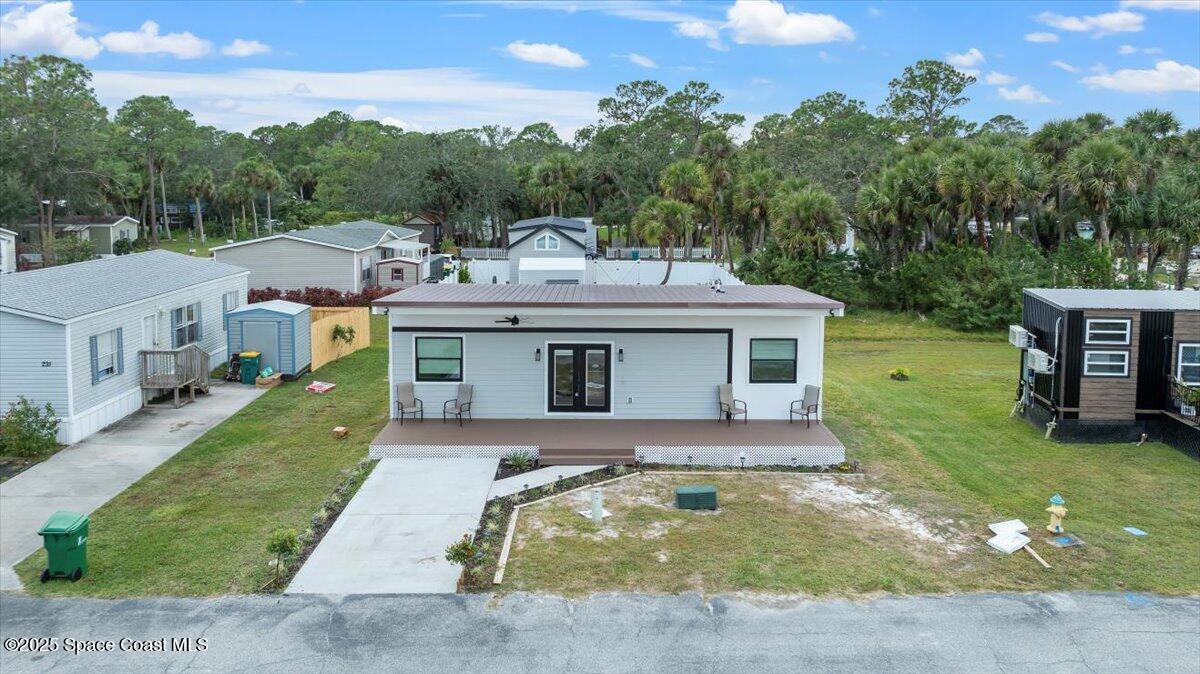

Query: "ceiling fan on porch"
<box><xmin>495</xmin><ymin>315</ymin><xmax>523</xmax><ymax>326</ymax></box>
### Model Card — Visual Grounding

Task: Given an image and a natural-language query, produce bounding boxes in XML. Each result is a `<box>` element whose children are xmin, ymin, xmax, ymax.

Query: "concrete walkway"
<box><xmin>2</xmin><ymin>592</ymin><xmax>1197</xmax><ymax>673</ymax></box>
<box><xmin>0</xmin><ymin>382</ymin><xmax>263</xmax><ymax>591</ymax></box>
<box><xmin>489</xmin><ymin>464</ymin><xmax>605</xmax><ymax>499</ymax></box>
<box><xmin>288</xmin><ymin>457</ymin><xmax>498</xmax><ymax>595</ymax></box>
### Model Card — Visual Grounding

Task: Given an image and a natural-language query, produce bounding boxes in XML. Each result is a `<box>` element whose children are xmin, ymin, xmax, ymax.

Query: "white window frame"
<box><xmin>391</xmin><ymin>267</ymin><xmax>405</xmax><ymax>282</ymax></box>
<box><xmin>534</xmin><ymin>233</ymin><xmax>560</xmax><ymax>251</ymax></box>
<box><xmin>93</xmin><ymin>329</ymin><xmax>120</xmax><ymax>382</ymax></box>
<box><xmin>222</xmin><ymin>290</ymin><xmax>239</xmax><ymax>314</ymax></box>
<box><xmin>172</xmin><ymin>302</ymin><xmax>200</xmax><ymax>348</ymax></box>
<box><xmin>1178</xmin><ymin>343</ymin><xmax>1200</xmax><ymax>385</ymax></box>
<box><xmin>360</xmin><ymin>256</ymin><xmax>371</xmax><ymax>282</ymax></box>
<box><xmin>1085</xmin><ymin>318</ymin><xmax>1131</xmax><ymax>345</ymax></box>
<box><xmin>1083</xmin><ymin>350</ymin><xmax>1129</xmax><ymax>377</ymax></box>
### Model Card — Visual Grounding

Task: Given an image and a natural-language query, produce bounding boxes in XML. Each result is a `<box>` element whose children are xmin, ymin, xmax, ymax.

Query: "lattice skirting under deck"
<box><xmin>370</xmin><ymin>444</ymin><xmax>538</xmax><ymax>460</ymax></box>
<box><xmin>635</xmin><ymin>445</ymin><xmax>845</xmax><ymax>467</ymax></box>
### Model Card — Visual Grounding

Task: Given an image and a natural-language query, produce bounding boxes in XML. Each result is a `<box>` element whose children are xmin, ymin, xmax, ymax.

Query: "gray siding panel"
<box><xmin>392</xmin><ymin>331</ymin><xmax>726</xmax><ymax>419</ymax></box>
<box><xmin>0</xmin><ymin>312</ymin><xmax>68</xmax><ymax>415</ymax></box>
<box><xmin>71</xmin><ymin>275</ymin><xmax>247</xmax><ymax>413</ymax></box>
<box><xmin>213</xmin><ymin>238</ymin><xmax>355</xmax><ymax>291</ymax></box>
<box><xmin>507</xmin><ymin>229</ymin><xmax>585</xmax><ymax>280</ymax></box>
<box><xmin>518</xmin><ymin>268</ymin><xmax>584</xmax><ymax>285</ymax></box>
<box><xmin>294</xmin><ymin>309</ymin><xmax>311</xmax><ymax>371</ymax></box>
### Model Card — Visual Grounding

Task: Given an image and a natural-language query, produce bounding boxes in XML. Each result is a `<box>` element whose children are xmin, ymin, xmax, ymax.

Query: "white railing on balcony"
<box><xmin>459</xmin><ymin>247</ymin><xmax>509</xmax><ymax>260</ymax></box>
<box><xmin>605</xmin><ymin>247</ymin><xmax>713</xmax><ymax>260</ymax></box>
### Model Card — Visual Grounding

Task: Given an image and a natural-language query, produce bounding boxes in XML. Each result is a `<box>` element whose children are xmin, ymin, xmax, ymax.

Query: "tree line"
<box><xmin>1</xmin><ymin>55</ymin><xmax>1197</xmax><ymax>312</ymax></box>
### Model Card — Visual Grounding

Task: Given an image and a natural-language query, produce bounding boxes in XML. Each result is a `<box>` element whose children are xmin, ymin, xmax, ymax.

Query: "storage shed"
<box><xmin>225</xmin><ymin>300</ymin><xmax>312</xmax><ymax>379</ymax></box>
<box><xmin>1014</xmin><ymin>288</ymin><xmax>1198</xmax><ymax>452</ymax></box>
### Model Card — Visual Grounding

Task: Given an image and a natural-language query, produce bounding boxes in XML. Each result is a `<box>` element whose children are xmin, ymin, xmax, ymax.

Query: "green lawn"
<box><xmin>16</xmin><ymin>316</ymin><xmax>389</xmax><ymax>597</ymax></box>
<box><xmin>505</xmin><ymin>311</ymin><xmax>1200</xmax><ymax>597</ymax></box>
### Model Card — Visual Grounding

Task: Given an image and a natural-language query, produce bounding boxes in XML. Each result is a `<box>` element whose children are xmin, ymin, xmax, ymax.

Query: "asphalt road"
<box><xmin>1</xmin><ymin>592</ymin><xmax>1197</xmax><ymax>673</ymax></box>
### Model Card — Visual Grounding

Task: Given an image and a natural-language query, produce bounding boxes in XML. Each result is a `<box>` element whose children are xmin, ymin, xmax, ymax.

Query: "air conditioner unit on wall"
<box><xmin>1026</xmin><ymin>348</ymin><xmax>1052</xmax><ymax>374</ymax></box>
<box><xmin>1008</xmin><ymin>325</ymin><xmax>1033</xmax><ymax>349</ymax></box>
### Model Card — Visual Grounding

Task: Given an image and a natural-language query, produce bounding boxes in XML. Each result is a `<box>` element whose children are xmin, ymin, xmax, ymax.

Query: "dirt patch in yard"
<box><xmin>504</xmin><ymin>472</ymin><xmax>979</xmax><ymax>597</ymax></box>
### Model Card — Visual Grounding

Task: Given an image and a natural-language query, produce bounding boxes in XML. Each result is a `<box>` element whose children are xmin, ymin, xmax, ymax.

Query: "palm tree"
<box><xmin>232</xmin><ymin>159</ymin><xmax>261</xmax><ymax>237</ymax></box>
<box><xmin>938</xmin><ymin>144</ymin><xmax>1006</xmax><ymax>251</ymax></box>
<box><xmin>527</xmin><ymin>152</ymin><xmax>578</xmax><ymax>216</ymax></box>
<box><xmin>218</xmin><ymin>180</ymin><xmax>253</xmax><ymax>240</ymax></box>
<box><xmin>1063</xmin><ymin>137</ymin><xmax>1138</xmax><ymax>248</ymax></box>
<box><xmin>659</xmin><ymin>159</ymin><xmax>709</xmax><ymax>257</ymax></box>
<box><xmin>632</xmin><ymin>196</ymin><xmax>694</xmax><ymax>284</ymax></box>
<box><xmin>182</xmin><ymin>166</ymin><xmax>214</xmax><ymax>244</ymax></box>
<box><xmin>1124</xmin><ymin>108</ymin><xmax>1181</xmax><ymax>144</ymax></box>
<box><xmin>695</xmin><ymin>130</ymin><xmax>735</xmax><ymax>263</ymax></box>
<box><xmin>258</xmin><ymin>163</ymin><xmax>283</xmax><ymax>234</ymax></box>
<box><xmin>289</xmin><ymin>164</ymin><xmax>316</xmax><ymax>201</ymax></box>
<box><xmin>1030</xmin><ymin>119</ymin><xmax>1088</xmax><ymax>243</ymax></box>
<box><xmin>733</xmin><ymin>169</ymin><xmax>777</xmax><ymax>251</ymax></box>
<box><xmin>1156</xmin><ymin>163</ymin><xmax>1200</xmax><ymax>289</ymax></box>
<box><xmin>770</xmin><ymin>185</ymin><xmax>844</xmax><ymax>258</ymax></box>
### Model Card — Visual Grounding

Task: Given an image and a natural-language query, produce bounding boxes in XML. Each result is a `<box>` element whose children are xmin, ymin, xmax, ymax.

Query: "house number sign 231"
<box><xmin>41</xmin><ymin>361</ymin><xmax>52</xmax><ymax>367</ymax></box>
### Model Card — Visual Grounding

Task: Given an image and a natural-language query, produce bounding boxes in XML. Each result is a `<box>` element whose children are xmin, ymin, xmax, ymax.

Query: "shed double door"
<box><xmin>547</xmin><ymin>343</ymin><xmax>611</xmax><ymax>413</ymax></box>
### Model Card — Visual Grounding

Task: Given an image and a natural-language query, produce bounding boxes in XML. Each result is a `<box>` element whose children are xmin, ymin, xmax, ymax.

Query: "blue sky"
<box><xmin>2</xmin><ymin>0</ymin><xmax>1198</xmax><ymax>137</ymax></box>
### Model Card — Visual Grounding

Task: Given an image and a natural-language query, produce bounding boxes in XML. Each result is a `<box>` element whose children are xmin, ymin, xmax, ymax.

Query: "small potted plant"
<box><xmin>889</xmin><ymin>367</ymin><xmax>911</xmax><ymax>381</ymax></box>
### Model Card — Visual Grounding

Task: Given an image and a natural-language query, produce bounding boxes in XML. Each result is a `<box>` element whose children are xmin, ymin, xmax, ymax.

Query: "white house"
<box><xmin>0</xmin><ymin>250</ymin><xmax>249</xmax><ymax>443</ymax></box>
<box><xmin>211</xmin><ymin>220</ymin><xmax>430</xmax><ymax>292</ymax></box>
<box><xmin>370</xmin><ymin>283</ymin><xmax>846</xmax><ymax>466</ymax></box>
<box><xmin>0</xmin><ymin>227</ymin><xmax>16</xmax><ymax>274</ymax></box>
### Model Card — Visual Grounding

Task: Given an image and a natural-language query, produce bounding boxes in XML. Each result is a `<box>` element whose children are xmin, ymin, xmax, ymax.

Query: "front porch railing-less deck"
<box><xmin>138</xmin><ymin>344</ymin><xmax>211</xmax><ymax>407</ymax></box>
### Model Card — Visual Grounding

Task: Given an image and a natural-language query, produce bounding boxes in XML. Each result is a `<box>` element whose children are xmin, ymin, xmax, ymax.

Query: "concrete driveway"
<box><xmin>2</xmin><ymin>592</ymin><xmax>1197</xmax><ymax>673</ymax></box>
<box><xmin>288</xmin><ymin>457</ymin><xmax>498</xmax><ymax>595</ymax></box>
<box><xmin>0</xmin><ymin>382</ymin><xmax>262</xmax><ymax>591</ymax></box>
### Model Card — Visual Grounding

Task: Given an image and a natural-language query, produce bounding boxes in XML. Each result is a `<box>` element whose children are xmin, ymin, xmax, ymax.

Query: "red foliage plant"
<box><xmin>247</xmin><ymin>286</ymin><xmax>393</xmax><ymax>307</ymax></box>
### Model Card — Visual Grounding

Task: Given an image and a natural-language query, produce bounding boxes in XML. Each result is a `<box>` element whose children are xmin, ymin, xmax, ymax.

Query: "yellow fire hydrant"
<box><xmin>1045</xmin><ymin>493</ymin><xmax>1067</xmax><ymax>534</ymax></box>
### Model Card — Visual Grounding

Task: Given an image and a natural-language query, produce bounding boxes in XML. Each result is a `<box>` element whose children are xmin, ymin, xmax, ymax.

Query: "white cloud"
<box><xmin>1050</xmin><ymin>60</ymin><xmax>1080</xmax><ymax>73</ymax></box>
<box><xmin>674</xmin><ymin>20</ymin><xmax>724</xmax><ymax>50</ymax></box>
<box><xmin>997</xmin><ymin>84</ymin><xmax>1052</xmax><ymax>103</ymax></box>
<box><xmin>725</xmin><ymin>0</ymin><xmax>854</xmax><ymax>46</ymax></box>
<box><xmin>212</xmin><ymin>98</ymin><xmax>237</xmax><ymax>111</ymax></box>
<box><xmin>89</xmin><ymin>67</ymin><xmax>602</xmax><ymax>136</ymax></box>
<box><xmin>0</xmin><ymin>1</ymin><xmax>101</xmax><ymax>59</ymax></box>
<box><xmin>1082</xmin><ymin>60</ymin><xmax>1200</xmax><ymax>93</ymax></box>
<box><xmin>504</xmin><ymin>40</ymin><xmax>587</xmax><ymax>68</ymax></box>
<box><xmin>1036</xmin><ymin>10</ymin><xmax>1144</xmax><ymax>37</ymax></box>
<box><xmin>985</xmin><ymin>71</ymin><xmax>1016</xmax><ymax>85</ymax></box>
<box><xmin>1118</xmin><ymin>44</ymin><xmax>1164</xmax><ymax>55</ymax></box>
<box><xmin>99</xmin><ymin>20</ymin><xmax>212</xmax><ymax>59</ymax></box>
<box><xmin>627</xmin><ymin>52</ymin><xmax>657</xmax><ymax>68</ymax></box>
<box><xmin>1120</xmin><ymin>1</ymin><xmax>1199</xmax><ymax>10</ymax></box>
<box><xmin>221</xmin><ymin>39</ymin><xmax>270</xmax><ymax>57</ymax></box>
<box><xmin>945</xmin><ymin>47</ymin><xmax>985</xmax><ymax>77</ymax></box>
<box><xmin>867</xmin><ymin>7</ymin><xmax>883</xmax><ymax>18</ymax></box>
<box><xmin>352</xmin><ymin>104</ymin><xmax>379</xmax><ymax>118</ymax></box>
<box><xmin>379</xmin><ymin>116</ymin><xmax>417</xmax><ymax>130</ymax></box>
<box><xmin>1024</xmin><ymin>32</ymin><xmax>1060</xmax><ymax>43</ymax></box>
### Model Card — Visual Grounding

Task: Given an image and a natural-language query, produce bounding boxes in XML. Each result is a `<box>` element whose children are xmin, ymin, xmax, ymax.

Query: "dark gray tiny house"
<box><xmin>1016</xmin><ymin>289</ymin><xmax>1199</xmax><ymax>453</ymax></box>
<box><xmin>225</xmin><ymin>300</ymin><xmax>312</xmax><ymax>379</ymax></box>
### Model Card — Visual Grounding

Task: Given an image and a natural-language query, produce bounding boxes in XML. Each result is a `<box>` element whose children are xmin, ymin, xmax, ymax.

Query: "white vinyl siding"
<box><xmin>213</xmin><ymin>237</ymin><xmax>357</xmax><ymax>291</ymax></box>
<box><xmin>1085</xmin><ymin>318</ymin><xmax>1131</xmax><ymax>345</ymax></box>
<box><xmin>507</xmin><ymin>227</ymin><xmax>586</xmax><ymax>281</ymax></box>
<box><xmin>1083</xmin><ymin>350</ymin><xmax>1129</xmax><ymax>377</ymax></box>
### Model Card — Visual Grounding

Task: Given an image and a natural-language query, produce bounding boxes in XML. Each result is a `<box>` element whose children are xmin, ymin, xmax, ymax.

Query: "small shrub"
<box><xmin>51</xmin><ymin>236</ymin><xmax>96</xmax><ymax>265</ymax></box>
<box><xmin>835</xmin><ymin>462</ymin><xmax>853</xmax><ymax>473</ymax></box>
<box><xmin>503</xmin><ymin>450</ymin><xmax>535</xmax><ymax>471</ymax></box>
<box><xmin>445</xmin><ymin>534</ymin><xmax>477</xmax><ymax>566</ymax></box>
<box><xmin>0</xmin><ymin>397</ymin><xmax>59</xmax><ymax>457</ymax></box>
<box><xmin>112</xmin><ymin>238</ymin><xmax>137</xmax><ymax>255</ymax></box>
<box><xmin>331</xmin><ymin>324</ymin><xmax>356</xmax><ymax>346</ymax></box>
<box><xmin>889</xmin><ymin>367</ymin><xmax>911</xmax><ymax>381</ymax></box>
<box><xmin>457</xmin><ymin>266</ymin><xmax>471</xmax><ymax>284</ymax></box>
<box><xmin>266</xmin><ymin>528</ymin><xmax>301</xmax><ymax>582</ymax></box>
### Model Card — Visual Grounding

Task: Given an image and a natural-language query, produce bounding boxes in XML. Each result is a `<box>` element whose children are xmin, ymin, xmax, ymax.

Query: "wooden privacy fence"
<box><xmin>310</xmin><ymin>307</ymin><xmax>371</xmax><ymax>372</ymax></box>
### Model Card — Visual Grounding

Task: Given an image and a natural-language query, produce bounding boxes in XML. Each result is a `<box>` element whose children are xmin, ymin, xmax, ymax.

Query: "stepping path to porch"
<box><xmin>287</xmin><ymin>457</ymin><xmax>498</xmax><ymax>595</ymax></box>
<box><xmin>489</xmin><ymin>464</ymin><xmax>606</xmax><ymax>499</ymax></box>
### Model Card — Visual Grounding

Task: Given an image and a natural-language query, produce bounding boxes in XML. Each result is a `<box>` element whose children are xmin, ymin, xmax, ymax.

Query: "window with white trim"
<box><xmin>90</xmin><ymin>329</ymin><xmax>121</xmax><ymax>383</ymax></box>
<box><xmin>391</xmin><ymin>267</ymin><xmax>405</xmax><ymax>282</ymax></box>
<box><xmin>534</xmin><ymin>233</ymin><xmax>560</xmax><ymax>251</ymax></box>
<box><xmin>222</xmin><ymin>290</ymin><xmax>239</xmax><ymax>314</ymax></box>
<box><xmin>360</xmin><ymin>256</ymin><xmax>371</xmax><ymax>282</ymax></box>
<box><xmin>1085</xmin><ymin>318</ymin><xmax>1131</xmax><ymax>345</ymax></box>
<box><xmin>1178</xmin><ymin>343</ymin><xmax>1200</xmax><ymax>385</ymax></box>
<box><xmin>1083</xmin><ymin>350</ymin><xmax>1129</xmax><ymax>377</ymax></box>
<box><xmin>172</xmin><ymin>302</ymin><xmax>201</xmax><ymax>347</ymax></box>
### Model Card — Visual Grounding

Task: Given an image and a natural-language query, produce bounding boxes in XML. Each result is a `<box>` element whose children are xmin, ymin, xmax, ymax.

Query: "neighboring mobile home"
<box><xmin>0</xmin><ymin>227</ymin><xmax>15</xmax><ymax>274</ymax></box>
<box><xmin>371</xmin><ymin>283</ymin><xmax>846</xmax><ymax>466</ymax></box>
<box><xmin>401</xmin><ymin>212</ymin><xmax>444</xmax><ymax>249</ymax></box>
<box><xmin>0</xmin><ymin>250</ymin><xmax>249</xmax><ymax>443</ymax></box>
<box><xmin>211</xmin><ymin>220</ymin><xmax>430</xmax><ymax>292</ymax></box>
<box><xmin>1015</xmin><ymin>288</ymin><xmax>1199</xmax><ymax>451</ymax></box>
<box><xmin>16</xmin><ymin>216</ymin><xmax>139</xmax><ymax>256</ymax></box>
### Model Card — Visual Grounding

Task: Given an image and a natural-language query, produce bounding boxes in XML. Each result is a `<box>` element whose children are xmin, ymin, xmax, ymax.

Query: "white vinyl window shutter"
<box><xmin>89</xmin><ymin>335</ymin><xmax>99</xmax><ymax>385</ymax></box>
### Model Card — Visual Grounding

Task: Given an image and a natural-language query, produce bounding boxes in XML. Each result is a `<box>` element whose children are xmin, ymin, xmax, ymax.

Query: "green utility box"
<box><xmin>675</xmin><ymin>485</ymin><xmax>718</xmax><ymax>510</ymax></box>
<box><xmin>239</xmin><ymin>351</ymin><xmax>261</xmax><ymax>385</ymax></box>
<box><xmin>37</xmin><ymin>511</ymin><xmax>89</xmax><ymax>583</ymax></box>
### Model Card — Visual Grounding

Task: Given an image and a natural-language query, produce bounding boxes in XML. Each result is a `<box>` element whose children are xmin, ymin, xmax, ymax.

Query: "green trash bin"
<box><xmin>37</xmin><ymin>511</ymin><xmax>89</xmax><ymax>583</ymax></box>
<box><xmin>239</xmin><ymin>351</ymin><xmax>261</xmax><ymax>385</ymax></box>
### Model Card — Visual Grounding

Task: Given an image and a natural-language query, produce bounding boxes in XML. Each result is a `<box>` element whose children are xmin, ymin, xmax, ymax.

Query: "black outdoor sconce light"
<box><xmin>618</xmin><ymin>348</ymin><xmax>624</xmax><ymax>362</ymax></box>
<box><xmin>534</xmin><ymin>347</ymin><xmax>541</xmax><ymax>362</ymax></box>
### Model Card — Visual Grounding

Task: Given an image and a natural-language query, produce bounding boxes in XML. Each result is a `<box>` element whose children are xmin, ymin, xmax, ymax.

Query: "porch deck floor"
<box><xmin>370</xmin><ymin>418</ymin><xmax>843</xmax><ymax>464</ymax></box>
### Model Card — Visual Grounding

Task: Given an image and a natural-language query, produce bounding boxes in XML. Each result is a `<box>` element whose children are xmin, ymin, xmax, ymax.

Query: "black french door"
<box><xmin>547</xmin><ymin>343</ymin><xmax>611</xmax><ymax>413</ymax></box>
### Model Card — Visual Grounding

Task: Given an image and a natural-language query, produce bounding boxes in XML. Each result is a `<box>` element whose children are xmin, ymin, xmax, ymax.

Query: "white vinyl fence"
<box><xmin>467</xmin><ymin>258</ymin><xmax>741</xmax><ymax>286</ymax></box>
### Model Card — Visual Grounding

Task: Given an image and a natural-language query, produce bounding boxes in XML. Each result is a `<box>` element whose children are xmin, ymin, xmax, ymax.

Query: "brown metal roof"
<box><xmin>373</xmin><ymin>283</ymin><xmax>844</xmax><ymax>310</ymax></box>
